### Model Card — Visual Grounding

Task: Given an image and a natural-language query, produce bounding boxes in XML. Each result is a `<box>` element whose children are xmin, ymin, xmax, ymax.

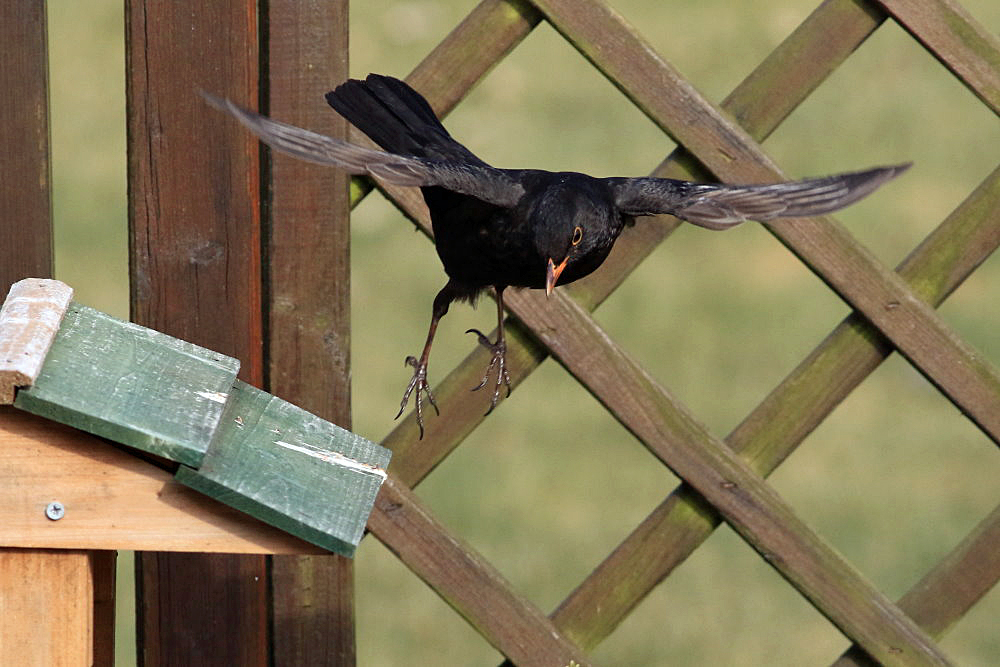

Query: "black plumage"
<box><xmin>203</xmin><ymin>74</ymin><xmax>909</xmax><ymax>436</ymax></box>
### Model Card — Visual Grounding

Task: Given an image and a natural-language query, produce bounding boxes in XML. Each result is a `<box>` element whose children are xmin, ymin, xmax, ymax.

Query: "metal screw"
<box><xmin>45</xmin><ymin>502</ymin><xmax>65</xmax><ymax>521</ymax></box>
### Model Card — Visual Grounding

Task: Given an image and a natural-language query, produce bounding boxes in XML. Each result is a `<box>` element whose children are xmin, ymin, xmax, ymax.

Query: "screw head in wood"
<box><xmin>44</xmin><ymin>501</ymin><xmax>65</xmax><ymax>520</ymax></box>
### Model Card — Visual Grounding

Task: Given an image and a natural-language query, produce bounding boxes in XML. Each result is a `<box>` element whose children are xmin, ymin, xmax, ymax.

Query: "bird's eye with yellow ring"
<box><xmin>571</xmin><ymin>226</ymin><xmax>583</xmax><ymax>245</ymax></box>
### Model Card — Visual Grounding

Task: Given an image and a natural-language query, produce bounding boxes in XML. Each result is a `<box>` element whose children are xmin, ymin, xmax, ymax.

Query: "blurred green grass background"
<box><xmin>46</xmin><ymin>1</ymin><xmax>998</xmax><ymax>665</ymax></box>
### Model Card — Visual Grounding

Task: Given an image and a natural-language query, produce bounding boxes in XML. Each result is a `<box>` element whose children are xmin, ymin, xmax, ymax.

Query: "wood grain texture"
<box><xmin>263</xmin><ymin>1</ymin><xmax>358</xmax><ymax>662</ymax></box>
<box><xmin>0</xmin><ymin>407</ymin><xmax>323</xmax><ymax>554</ymax></box>
<box><xmin>879</xmin><ymin>0</ymin><xmax>1000</xmax><ymax>115</ymax></box>
<box><xmin>125</xmin><ymin>1</ymin><xmax>269</xmax><ymax>663</ymax></box>
<box><xmin>14</xmin><ymin>303</ymin><xmax>239</xmax><ymax>466</ymax></box>
<box><xmin>0</xmin><ymin>279</ymin><xmax>73</xmax><ymax>403</ymax></box>
<box><xmin>176</xmin><ymin>381</ymin><xmax>388</xmax><ymax>557</ymax></box>
<box><xmin>368</xmin><ymin>475</ymin><xmax>594</xmax><ymax>667</ymax></box>
<box><xmin>0</xmin><ymin>0</ymin><xmax>52</xmax><ymax>293</ymax></box>
<box><xmin>0</xmin><ymin>549</ymin><xmax>94</xmax><ymax>667</ymax></box>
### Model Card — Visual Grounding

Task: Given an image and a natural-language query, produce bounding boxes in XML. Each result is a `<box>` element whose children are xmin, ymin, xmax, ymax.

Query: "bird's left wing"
<box><xmin>605</xmin><ymin>164</ymin><xmax>910</xmax><ymax>230</ymax></box>
<box><xmin>202</xmin><ymin>93</ymin><xmax>525</xmax><ymax>208</ymax></box>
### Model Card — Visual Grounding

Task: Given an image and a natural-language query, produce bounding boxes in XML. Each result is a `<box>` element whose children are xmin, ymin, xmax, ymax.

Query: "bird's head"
<box><xmin>530</xmin><ymin>179</ymin><xmax>615</xmax><ymax>296</ymax></box>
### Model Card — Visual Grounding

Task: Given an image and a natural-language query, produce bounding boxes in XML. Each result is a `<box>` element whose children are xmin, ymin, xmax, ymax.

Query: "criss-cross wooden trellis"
<box><xmin>358</xmin><ymin>0</ymin><xmax>1000</xmax><ymax>664</ymax></box>
<box><xmin>1</xmin><ymin>0</ymin><xmax>998</xmax><ymax>665</ymax></box>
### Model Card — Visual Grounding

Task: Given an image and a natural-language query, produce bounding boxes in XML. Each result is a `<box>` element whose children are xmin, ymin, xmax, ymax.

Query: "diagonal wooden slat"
<box><xmin>545</xmin><ymin>165</ymin><xmax>1000</xmax><ymax>652</ymax></box>
<box><xmin>878</xmin><ymin>0</ymin><xmax>1000</xmax><ymax>115</ymax></box>
<box><xmin>366</xmin><ymin>474</ymin><xmax>594</xmax><ymax>667</ymax></box>
<box><xmin>349</xmin><ymin>0</ymin><xmax>542</xmax><ymax>205</ymax></box>
<box><xmin>832</xmin><ymin>501</ymin><xmax>1000</xmax><ymax>666</ymax></box>
<box><xmin>531</xmin><ymin>0</ymin><xmax>1000</xmax><ymax>447</ymax></box>
<box><xmin>504</xmin><ymin>278</ymin><xmax>954</xmax><ymax>667</ymax></box>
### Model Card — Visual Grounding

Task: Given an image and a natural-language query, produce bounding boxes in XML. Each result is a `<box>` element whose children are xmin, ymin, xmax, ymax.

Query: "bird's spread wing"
<box><xmin>606</xmin><ymin>164</ymin><xmax>911</xmax><ymax>230</ymax></box>
<box><xmin>202</xmin><ymin>92</ymin><xmax>525</xmax><ymax>208</ymax></box>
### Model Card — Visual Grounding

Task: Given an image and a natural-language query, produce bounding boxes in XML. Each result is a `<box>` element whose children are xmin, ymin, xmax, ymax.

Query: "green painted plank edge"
<box><xmin>175</xmin><ymin>380</ymin><xmax>391</xmax><ymax>557</ymax></box>
<box><xmin>13</xmin><ymin>302</ymin><xmax>240</xmax><ymax>466</ymax></box>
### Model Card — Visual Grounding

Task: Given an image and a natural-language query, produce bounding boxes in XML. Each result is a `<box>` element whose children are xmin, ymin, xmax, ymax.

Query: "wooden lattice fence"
<box><xmin>1</xmin><ymin>0</ymin><xmax>998</xmax><ymax>664</ymax></box>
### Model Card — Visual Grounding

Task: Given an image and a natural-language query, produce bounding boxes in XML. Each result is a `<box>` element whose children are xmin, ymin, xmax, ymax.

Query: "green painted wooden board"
<box><xmin>175</xmin><ymin>380</ymin><xmax>390</xmax><ymax>557</ymax></box>
<box><xmin>14</xmin><ymin>303</ymin><xmax>240</xmax><ymax>466</ymax></box>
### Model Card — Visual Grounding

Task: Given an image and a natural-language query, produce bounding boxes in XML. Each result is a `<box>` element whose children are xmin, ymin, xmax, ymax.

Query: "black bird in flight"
<box><xmin>204</xmin><ymin>74</ymin><xmax>909</xmax><ymax>437</ymax></box>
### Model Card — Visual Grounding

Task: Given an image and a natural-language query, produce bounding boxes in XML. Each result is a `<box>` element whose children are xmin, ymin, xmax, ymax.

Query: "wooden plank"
<box><xmin>0</xmin><ymin>406</ymin><xmax>323</xmax><ymax>554</ymax></box>
<box><xmin>0</xmin><ymin>548</ymin><xmax>94</xmax><ymax>667</ymax></box>
<box><xmin>368</xmin><ymin>475</ymin><xmax>594</xmax><ymax>666</ymax></box>
<box><xmin>0</xmin><ymin>0</ymin><xmax>52</xmax><ymax>294</ymax></box>
<box><xmin>176</xmin><ymin>381</ymin><xmax>389</xmax><ymax>557</ymax></box>
<box><xmin>833</xmin><ymin>501</ymin><xmax>1000</xmax><ymax>666</ymax></box>
<box><xmin>349</xmin><ymin>0</ymin><xmax>542</xmax><ymax>205</ymax></box>
<box><xmin>880</xmin><ymin>0</ymin><xmax>1000</xmax><ymax>115</ymax></box>
<box><xmin>0</xmin><ymin>279</ymin><xmax>73</xmax><ymax>403</ymax></box>
<box><xmin>264</xmin><ymin>1</ymin><xmax>357</xmax><ymax>661</ymax></box>
<box><xmin>14</xmin><ymin>303</ymin><xmax>239</xmax><ymax>466</ymax></box>
<box><xmin>546</xmin><ymin>165</ymin><xmax>1000</xmax><ymax>651</ymax></box>
<box><xmin>125</xmin><ymin>1</ymin><xmax>268</xmax><ymax>661</ymax></box>
<box><xmin>529</xmin><ymin>0</ymin><xmax>1000</xmax><ymax>447</ymax></box>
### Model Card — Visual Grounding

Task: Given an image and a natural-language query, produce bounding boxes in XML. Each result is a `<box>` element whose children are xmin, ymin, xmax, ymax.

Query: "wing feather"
<box><xmin>607</xmin><ymin>164</ymin><xmax>911</xmax><ymax>230</ymax></box>
<box><xmin>202</xmin><ymin>92</ymin><xmax>525</xmax><ymax>208</ymax></box>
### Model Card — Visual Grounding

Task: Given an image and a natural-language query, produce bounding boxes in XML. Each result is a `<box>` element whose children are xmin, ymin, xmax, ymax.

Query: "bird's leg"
<box><xmin>398</xmin><ymin>284</ymin><xmax>455</xmax><ymax>438</ymax></box>
<box><xmin>466</xmin><ymin>286</ymin><xmax>512</xmax><ymax>415</ymax></box>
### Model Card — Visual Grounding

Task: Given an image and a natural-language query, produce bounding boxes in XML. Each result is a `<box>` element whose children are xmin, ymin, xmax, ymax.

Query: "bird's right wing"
<box><xmin>202</xmin><ymin>93</ymin><xmax>525</xmax><ymax>208</ymax></box>
<box><xmin>606</xmin><ymin>164</ymin><xmax>911</xmax><ymax>230</ymax></box>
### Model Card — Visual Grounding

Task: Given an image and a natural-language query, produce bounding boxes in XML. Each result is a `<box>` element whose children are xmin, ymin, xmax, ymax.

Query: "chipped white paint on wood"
<box><xmin>0</xmin><ymin>279</ymin><xmax>74</xmax><ymax>403</ymax></box>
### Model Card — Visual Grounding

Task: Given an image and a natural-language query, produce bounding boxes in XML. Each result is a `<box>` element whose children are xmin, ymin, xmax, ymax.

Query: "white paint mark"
<box><xmin>274</xmin><ymin>440</ymin><xmax>387</xmax><ymax>481</ymax></box>
<box><xmin>196</xmin><ymin>390</ymin><xmax>228</xmax><ymax>403</ymax></box>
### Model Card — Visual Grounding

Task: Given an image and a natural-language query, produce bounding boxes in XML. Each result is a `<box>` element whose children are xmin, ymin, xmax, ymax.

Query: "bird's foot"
<box><xmin>396</xmin><ymin>355</ymin><xmax>439</xmax><ymax>439</ymax></box>
<box><xmin>466</xmin><ymin>328</ymin><xmax>512</xmax><ymax>415</ymax></box>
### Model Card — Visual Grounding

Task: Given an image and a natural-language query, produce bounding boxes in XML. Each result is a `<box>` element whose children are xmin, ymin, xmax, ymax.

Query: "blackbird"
<box><xmin>204</xmin><ymin>74</ymin><xmax>909</xmax><ymax>437</ymax></box>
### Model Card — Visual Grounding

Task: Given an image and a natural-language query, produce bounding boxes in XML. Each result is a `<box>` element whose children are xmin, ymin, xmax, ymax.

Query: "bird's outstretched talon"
<box><xmin>396</xmin><ymin>355</ymin><xmax>439</xmax><ymax>439</ymax></box>
<box><xmin>466</xmin><ymin>328</ymin><xmax>512</xmax><ymax>415</ymax></box>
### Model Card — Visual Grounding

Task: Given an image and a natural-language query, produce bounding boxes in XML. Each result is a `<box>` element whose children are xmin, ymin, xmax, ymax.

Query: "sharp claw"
<box><xmin>396</xmin><ymin>354</ymin><xmax>436</xmax><ymax>439</ymax></box>
<box><xmin>466</xmin><ymin>329</ymin><xmax>513</xmax><ymax>415</ymax></box>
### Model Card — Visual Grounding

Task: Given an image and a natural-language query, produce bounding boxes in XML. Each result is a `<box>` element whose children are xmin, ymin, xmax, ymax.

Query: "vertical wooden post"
<box><xmin>1</xmin><ymin>2</ymin><xmax>116</xmax><ymax>664</ymax></box>
<box><xmin>265</xmin><ymin>2</ymin><xmax>355</xmax><ymax>663</ymax></box>
<box><xmin>126</xmin><ymin>1</ymin><xmax>268</xmax><ymax>664</ymax></box>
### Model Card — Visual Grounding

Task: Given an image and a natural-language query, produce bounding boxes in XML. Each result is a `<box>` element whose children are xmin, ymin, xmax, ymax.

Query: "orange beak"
<box><xmin>545</xmin><ymin>257</ymin><xmax>568</xmax><ymax>297</ymax></box>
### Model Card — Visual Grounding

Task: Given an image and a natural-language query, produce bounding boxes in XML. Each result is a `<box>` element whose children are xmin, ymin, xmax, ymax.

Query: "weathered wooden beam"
<box><xmin>0</xmin><ymin>407</ymin><xmax>324</xmax><ymax>554</ymax></box>
<box><xmin>879</xmin><ymin>0</ymin><xmax>1000</xmax><ymax>115</ymax></box>
<box><xmin>176</xmin><ymin>381</ymin><xmax>389</xmax><ymax>557</ymax></box>
<box><xmin>0</xmin><ymin>0</ymin><xmax>52</xmax><ymax>294</ymax></box>
<box><xmin>0</xmin><ymin>279</ymin><xmax>73</xmax><ymax>404</ymax></box>
<box><xmin>264</xmin><ymin>0</ymin><xmax>356</xmax><ymax>662</ymax></box>
<box><xmin>126</xmin><ymin>0</ymin><xmax>270</xmax><ymax>661</ymax></box>
<box><xmin>13</xmin><ymin>303</ymin><xmax>240</xmax><ymax>467</ymax></box>
<box><xmin>832</xmin><ymin>501</ymin><xmax>1000</xmax><ymax>666</ymax></box>
<box><xmin>368</xmin><ymin>474</ymin><xmax>595</xmax><ymax>667</ymax></box>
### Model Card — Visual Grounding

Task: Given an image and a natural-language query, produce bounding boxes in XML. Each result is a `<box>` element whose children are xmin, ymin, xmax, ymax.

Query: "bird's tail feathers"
<box><xmin>326</xmin><ymin>74</ymin><xmax>482</xmax><ymax>164</ymax></box>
